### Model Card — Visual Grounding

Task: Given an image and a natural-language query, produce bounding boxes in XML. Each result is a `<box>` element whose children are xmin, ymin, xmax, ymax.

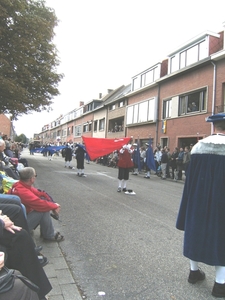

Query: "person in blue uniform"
<box><xmin>176</xmin><ymin>113</ymin><xmax>225</xmax><ymax>298</ymax></box>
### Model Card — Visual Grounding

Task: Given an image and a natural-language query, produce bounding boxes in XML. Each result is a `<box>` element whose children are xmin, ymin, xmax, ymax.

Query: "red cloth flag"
<box><xmin>82</xmin><ymin>136</ymin><xmax>131</xmax><ymax>160</ymax></box>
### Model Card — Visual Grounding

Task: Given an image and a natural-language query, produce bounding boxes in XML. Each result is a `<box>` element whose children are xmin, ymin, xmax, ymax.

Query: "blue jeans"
<box><xmin>0</xmin><ymin>194</ymin><xmax>27</xmax><ymax>218</ymax></box>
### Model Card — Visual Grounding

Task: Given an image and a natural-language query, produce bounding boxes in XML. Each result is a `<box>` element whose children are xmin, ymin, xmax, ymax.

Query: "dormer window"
<box><xmin>169</xmin><ymin>36</ymin><xmax>209</xmax><ymax>73</ymax></box>
<box><xmin>132</xmin><ymin>64</ymin><xmax>161</xmax><ymax>91</ymax></box>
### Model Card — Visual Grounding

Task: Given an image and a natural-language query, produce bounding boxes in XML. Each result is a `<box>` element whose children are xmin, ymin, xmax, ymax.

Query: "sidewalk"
<box><xmin>34</xmin><ymin>229</ymin><xmax>82</xmax><ymax>300</ymax></box>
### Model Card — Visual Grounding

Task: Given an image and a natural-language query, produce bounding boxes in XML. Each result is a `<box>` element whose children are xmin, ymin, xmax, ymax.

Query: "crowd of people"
<box><xmin>0</xmin><ymin>134</ymin><xmax>64</xmax><ymax>299</ymax></box>
<box><xmin>94</xmin><ymin>142</ymin><xmax>192</xmax><ymax>182</ymax></box>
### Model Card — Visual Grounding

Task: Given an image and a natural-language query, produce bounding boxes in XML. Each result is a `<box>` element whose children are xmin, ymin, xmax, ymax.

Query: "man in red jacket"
<box><xmin>117</xmin><ymin>144</ymin><xmax>134</xmax><ymax>192</ymax></box>
<box><xmin>8</xmin><ymin>167</ymin><xmax>64</xmax><ymax>242</ymax></box>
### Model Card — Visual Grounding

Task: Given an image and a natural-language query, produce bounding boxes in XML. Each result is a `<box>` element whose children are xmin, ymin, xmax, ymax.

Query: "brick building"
<box><xmin>0</xmin><ymin>114</ymin><xmax>15</xmax><ymax>139</ymax></box>
<box><xmin>126</xmin><ymin>27</ymin><xmax>225</xmax><ymax>150</ymax></box>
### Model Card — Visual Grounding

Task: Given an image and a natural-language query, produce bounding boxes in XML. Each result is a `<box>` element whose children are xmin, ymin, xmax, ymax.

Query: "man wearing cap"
<box><xmin>176</xmin><ymin>113</ymin><xmax>225</xmax><ymax>298</ymax></box>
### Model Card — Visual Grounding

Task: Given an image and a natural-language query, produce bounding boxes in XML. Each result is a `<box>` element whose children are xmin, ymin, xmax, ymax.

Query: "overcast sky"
<box><xmin>14</xmin><ymin>0</ymin><xmax>225</xmax><ymax>138</ymax></box>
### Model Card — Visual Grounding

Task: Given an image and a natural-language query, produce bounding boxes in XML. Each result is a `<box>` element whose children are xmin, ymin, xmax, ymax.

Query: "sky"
<box><xmin>13</xmin><ymin>0</ymin><xmax>225</xmax><ymax>138</ymax></box>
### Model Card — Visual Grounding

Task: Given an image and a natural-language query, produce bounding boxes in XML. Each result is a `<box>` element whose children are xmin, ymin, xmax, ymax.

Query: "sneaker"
<box><xmin>144</xmin><ymin>176</ymin><xmax>150</xmax><ymax>179</ymax></box>
<box><xmin>188</xmin><ymin>269</ymin><xmax>205</xmax><ymax>284</ymax></box>
<box><xmin>122</xmin><ymin>188</ymin><xmax>127</xmax><ymax>192</ymax></box>
<box><xmin>117</xmin><ymin>187</ymin><xmax>121</xmax><ymax>192</ymax></box>
<box><xmin>212</xmin><ymin>282</ymin><xmax>225</xmax><ymax>298</ymax></box>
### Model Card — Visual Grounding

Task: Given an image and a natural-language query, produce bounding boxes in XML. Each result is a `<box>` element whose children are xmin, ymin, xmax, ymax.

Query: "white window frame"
<box><xmin>99</xmin><ymin>118</ymin><xmax>105</xmax><ymax>131</ymax></box>
<box><xmin>75</xmin><ymin>125</ymin><xmax>82</xmax><ymax>137</ymax></box>
<box><xmin>169</xmin><ymin>37</ymin><xmax>209</xmax><ymax>73</ymax></box>
<box><xmin>163</xmin><ymin>99</ymin><xmax>172</xmax><ymax>119</ymax></box>
<box><xmin>126</xmin><ymin>97</ymin><xmax>157</xmax><ymax>125</ymax></box>
<box><xmin>178</xmin><ymin>89</ymin><xmax>207</xmax><ymax>116</ymax></box>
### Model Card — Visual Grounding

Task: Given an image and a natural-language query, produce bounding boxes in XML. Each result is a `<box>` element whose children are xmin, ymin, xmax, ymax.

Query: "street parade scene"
<box><xmin>1</xmin><ymin>1</ymin><xmax>225</xmax><ymax>299</ymax></box>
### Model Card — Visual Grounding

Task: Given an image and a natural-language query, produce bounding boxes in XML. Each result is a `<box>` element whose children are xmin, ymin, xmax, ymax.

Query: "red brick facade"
<box><xmin>0</xmin><ymin>114</ymin><xmax>11</xmax><ymax>137</ymax></box>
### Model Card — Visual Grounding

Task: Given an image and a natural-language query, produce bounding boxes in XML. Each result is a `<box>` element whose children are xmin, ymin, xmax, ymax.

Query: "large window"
<box><xmin>99</xmin><ymin>118</ymin><xmax>105</xmax><ymax>131</ymax></box>
<box><xmin>67</xmin><ymin>127</ymin><xmax>71</xmax><ymax>135</ymax></box>
<box><xmin>163</xmin><ymin>99</ymin><xmax>172</xmax><ymax>119</ymax></box>
<box><xmin>132</xmin><ymin>77</ymin><xmax>139</xmax><ymax>91</ymax></box>
<box><xmin>178</xmin><ymin>89</ymin><xmax>206</xmax><ymax>115</ymax></box>
<box><xmin>138</xmin><ymin>101</ymin><xmax>148</xmax><ymax>123</ymax></box>
<box><xmin>83</xmin><ymin>124</ymin><xmax>88</xmax><ymax>133</ymax></box>
<box><xmin>75</xmin><ymin>125</ymin><xmax>82</xmax><ymax>136</ymax></box>
<box><xmin>119</xmin><ymin>100</ymin><xmax>125</xmax><ymax>107</ymax></box>
<box><xmin>126</xmin><ymin>98</ymin><xmax>157</xmax><ymax>125</ymax></box>
<box><xmin>132</xmin><ymin>64</ymin><xmax>160</xmax><ymax>91</ymax></box>
<box><xmin>94</xmin><ymin>120</ymin><xmax>98</xmax><ymax>132</ymax></box>
<box><xmin>62</xmin><ymin>129</ymin><xmax>67</xmax><ymax>137</ymax></box>
<box><xmin>170</xmin><ymin>39</ymin><xmax>208</xmax><ymax>73</ymax></box>
<box><xmin>109</xmin><ymin>104</ymin><xmax>116</xmax><ymax>110</ymax></box>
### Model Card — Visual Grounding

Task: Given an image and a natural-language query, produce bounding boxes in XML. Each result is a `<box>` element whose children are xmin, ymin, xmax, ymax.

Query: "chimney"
<box><xmin>99</xmin><ymin>93</ymin><xmax>102</xmax><ymax>99</ymax></box>
<box><xmin>107</xmin><ymin>89</ymin><xmax>113</xmax><ymax>94</ymax></box>
<box><xmin>79</xmin><ymin>101</ymin><xmax>84</xmax><ymax>107</ymax></box>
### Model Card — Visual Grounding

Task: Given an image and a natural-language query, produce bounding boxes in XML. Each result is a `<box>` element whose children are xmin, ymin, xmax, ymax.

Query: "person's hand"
<box><xmin>6</xmin><ymin>225</ymin><xmax>22</xmax><ymax>234</ymax></box>
<box><xmin>53</xmin><ymin>204</ymin><xmax>60</xmax><ymax>215</ymax></box>
<box><xmin>0</xmin><ymin>214</ymin><xmax>14</xmax><ymax>228</ymax></box>
<box><xmin>0</xmin><ymin>215</ymin><xmax>22</xmax><ymax>234</ymax></box>
<box><xmin>0</xmin><ymin>252</ymin><xmax>5</xmax><ymax>270</ymax></box>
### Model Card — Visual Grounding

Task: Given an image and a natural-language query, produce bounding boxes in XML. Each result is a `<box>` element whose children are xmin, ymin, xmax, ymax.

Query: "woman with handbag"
<box><xmin>0</xmin><ymin>251</ymin><xmax>39</xmax><ymax>299</ymax></box>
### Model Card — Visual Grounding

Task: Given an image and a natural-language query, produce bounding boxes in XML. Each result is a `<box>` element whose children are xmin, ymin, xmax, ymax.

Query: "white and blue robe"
<box><xmin>176</xmin><ymin>134</ymin><xmax>225</xmax><ymax>266</ymax></box>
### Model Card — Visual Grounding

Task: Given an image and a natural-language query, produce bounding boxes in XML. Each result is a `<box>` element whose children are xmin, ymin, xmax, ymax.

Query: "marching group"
<box><xmin>0</xmin><ymin>133</ymin><xmax>64</xmax><ymax>299</ymax></box>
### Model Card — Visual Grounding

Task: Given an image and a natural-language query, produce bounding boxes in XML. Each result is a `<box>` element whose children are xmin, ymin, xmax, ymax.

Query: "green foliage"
<box><xmin>0</xmin><ymin>0</ymin><xmax>64</xmax><ymax>119</ymax></box>
<box><xmin>15</xmin><ymin>133</ymin><xmax>27</xmax><ymax>143</ymax></box>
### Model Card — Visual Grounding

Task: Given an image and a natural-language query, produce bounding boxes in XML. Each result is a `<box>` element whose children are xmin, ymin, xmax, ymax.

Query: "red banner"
<box><xmin>82</xmin><ymin>136</ymin><xmax>131</xmax><ymax>160</ymax></box>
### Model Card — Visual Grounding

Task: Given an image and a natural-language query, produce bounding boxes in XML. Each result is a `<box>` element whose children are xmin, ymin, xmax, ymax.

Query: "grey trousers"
<box><xmin>161</xmin><ymin>163</ymin><xmax>167</xmax><ymax>179</ymax></box>
<box><xmin>27</xmin><ymin>211</ymin><xmax>55</xmax><ymax>239</ymax></box>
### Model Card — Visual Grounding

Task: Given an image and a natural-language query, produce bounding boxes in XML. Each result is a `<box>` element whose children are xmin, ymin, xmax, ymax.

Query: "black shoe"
<box><xmin>117</xmin><ymin>187</ymin><xmax>121</xmax><ymax>192</ymax></box>
<box><xmin>122</xmin><ymin>188</ymin><xmax>127</xmax><ymax>192</ymax></box>
<box><xmin>188</xmin><ymin>269</ymin><xmax>205</xmax><ymax>284</ymax></box>
<box><xmin>212</xmin><ymin>282</ymin><xmax>225</xmax><ymax>298</ymax></box>
<box><xmin>35</xmin><ymin>245</ymin><xmax>43</xmax><ymax>254</ymax></box>
<box><xmin>38</xmin><ymin>256</ymin><xmax>49</xmax><ymax>267</ymax></box>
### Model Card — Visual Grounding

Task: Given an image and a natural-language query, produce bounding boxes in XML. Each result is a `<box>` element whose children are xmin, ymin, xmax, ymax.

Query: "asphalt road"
<box><xmin>23</xmin><ymin>149</ymin><xmax>217</xmax><ymax>300</ymax></box>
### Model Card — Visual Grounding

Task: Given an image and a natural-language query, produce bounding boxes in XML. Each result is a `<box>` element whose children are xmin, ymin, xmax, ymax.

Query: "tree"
<box><xmin>0</xmin><ymin>0</ymin><xmax>63</xmax><ymax>119</ymax></box>
<box><xmin>15</xmin><ymin>133</ymin><xmax>27</xmax><ymax>144</ymax></box>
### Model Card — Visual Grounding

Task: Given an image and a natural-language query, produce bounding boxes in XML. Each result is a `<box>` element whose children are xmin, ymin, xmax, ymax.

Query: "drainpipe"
<box><xmin>155</xmin><ymin>83</ymin><xmax>160</xmax><ymax>147</ymax></box>
<box><xmin>211</xmin><ymin>61</ymin><xmax>217</xmax><ymax>134</ymax></box>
